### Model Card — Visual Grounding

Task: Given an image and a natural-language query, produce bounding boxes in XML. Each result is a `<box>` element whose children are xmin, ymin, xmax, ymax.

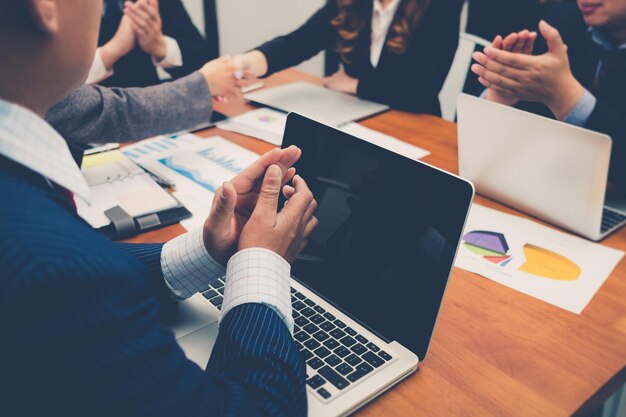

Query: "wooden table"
<box><xmin>127</xmin><ymin>69</ymin><xmax>626</xmax><ymax>417</ymax></box>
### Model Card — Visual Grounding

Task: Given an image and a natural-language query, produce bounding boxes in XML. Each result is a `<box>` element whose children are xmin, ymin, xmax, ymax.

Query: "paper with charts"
<box><xmin>123</xmin><ymin>134</ymin><xmax>259</xmax><ymax>230</ymax></box>
<box><xmin>454</xmin><ymin>204</ymin><xmax>624</xmax><ymax>314</ymax></box>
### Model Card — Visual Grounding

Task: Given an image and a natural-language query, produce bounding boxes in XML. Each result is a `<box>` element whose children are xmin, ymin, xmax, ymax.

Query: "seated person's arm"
<box><xmin>86</xmin><ymin>16</ymin><xmax>136</xmax><ymax>85</ymax></box>
<box><xmin>236</xmin><ymin>2</ymin><xmax>338</xmax><ymax>78</ymax></box>
<box><xmin>46</xmin><ymin>58</ymin><xmax>239</xmax><ymax>144</ymax></box>
<box><xmin>7</xmin><ymin>151</ymin><xmax>316</xmax><ymax>417</ymax></box>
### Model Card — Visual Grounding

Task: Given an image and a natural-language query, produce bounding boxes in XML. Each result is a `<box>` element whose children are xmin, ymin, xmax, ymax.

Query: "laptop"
<box><xmin>244</xmin><ymin>81</ymin><xmax>390</xmax><ymax>127</ymax></box>
<box><xmin>172</xmin><ymin>113</ymin><xmax>474</xmax><ymax>416</ymax></box>
<box><xmin>457</xmin><ymin>93</ymin><xmax>626</xmax><ymax>241</ymax></box>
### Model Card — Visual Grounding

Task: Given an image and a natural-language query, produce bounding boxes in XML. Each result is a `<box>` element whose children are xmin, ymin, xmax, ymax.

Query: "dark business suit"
<box><xmin>256</xmin><ymin>0</ymin><xmax>463</xmax><ymax>115</ymax></box>
<box><xmin>514</xmin><ymin>4</ymin><xmax>626</xmax><ymax>187</ymax></box>
<box><xmin>0</xmin><ymin>155</ymin><xmax>307</xmax><ymax>416</ymax></box>
<box><xmin>99</xmin><ymin>0</ymin><xmax>209</xmax><ymax>88</ymax></box>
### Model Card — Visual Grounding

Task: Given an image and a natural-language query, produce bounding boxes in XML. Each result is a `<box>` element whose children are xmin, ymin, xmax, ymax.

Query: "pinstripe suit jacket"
<box><xmin>0</xmin><ymin>156</ymin><xmax>307</xmax><ymax>417</ymax></box>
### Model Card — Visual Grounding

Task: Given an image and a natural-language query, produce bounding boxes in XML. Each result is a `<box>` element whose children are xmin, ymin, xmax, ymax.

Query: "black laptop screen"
<box><xmin>282</xmin><ymin>114</ymin><xmax>473</xmax><ymax>360</ymax></box>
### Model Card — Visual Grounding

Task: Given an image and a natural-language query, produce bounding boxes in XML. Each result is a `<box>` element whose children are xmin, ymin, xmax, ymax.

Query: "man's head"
<box><xmin>578</xmin><ymin>0</ymin><xmax>626</xmax><ymax>42</ymax></box>
<box><xmin>0</xmin><ymin>0</ymin><xmax>102</xmax><ymax>115</ymax></box>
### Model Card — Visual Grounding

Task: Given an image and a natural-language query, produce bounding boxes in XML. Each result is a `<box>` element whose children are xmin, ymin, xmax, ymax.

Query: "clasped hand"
<box><xmin>471</xmin><ymin>20</ymin><xmax>585</xmax><ymax>120</ymax></box>
<box><xmin>202</xmin><ymin>146</ymin><xmax>318</xmax><ymax>265</ymax></box>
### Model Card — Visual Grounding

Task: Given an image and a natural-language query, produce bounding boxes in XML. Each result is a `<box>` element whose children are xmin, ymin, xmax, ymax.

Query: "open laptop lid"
<box><xmin>245</xmin><ymin>82</ymin><xmax>390</xmax><ymax>127</ymax></box>
<box><xmin>456</xmin><ymin>93</ymin><xmax>611</xmax><ymax>240</ymax></box>
<box><xmin>282</xmin><ymin>113</ymin><xmax>474</xmax><ymax>360</ymax></box>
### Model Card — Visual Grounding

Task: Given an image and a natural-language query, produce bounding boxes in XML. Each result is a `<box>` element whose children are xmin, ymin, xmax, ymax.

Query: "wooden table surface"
<box><xmin>127</xmin><ymin>69</ymin><xmax>626</xmax><ymax>417</ymax></box>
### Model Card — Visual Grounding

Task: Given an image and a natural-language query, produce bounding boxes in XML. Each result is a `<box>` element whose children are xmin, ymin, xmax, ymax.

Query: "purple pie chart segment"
<box><xmin>463</xmin><ymin>231</ymin><xmax>509</xmax><ymax>255</ymax></box>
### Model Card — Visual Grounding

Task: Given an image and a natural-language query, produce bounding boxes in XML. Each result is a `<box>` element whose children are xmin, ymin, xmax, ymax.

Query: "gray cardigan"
<box><xmin>46</xmin><ymin>72</ymin><xmax>213</xmax><ymax>144</ymax></box>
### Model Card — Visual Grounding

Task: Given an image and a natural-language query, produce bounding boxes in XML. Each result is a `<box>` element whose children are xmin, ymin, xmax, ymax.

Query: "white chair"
<box><xmin>438</xmin><ymin>31</ymin><xmax>491</xmax><ymax>121</ymax></box>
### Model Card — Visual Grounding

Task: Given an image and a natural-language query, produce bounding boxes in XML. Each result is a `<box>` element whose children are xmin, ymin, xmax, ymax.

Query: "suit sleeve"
<box><xmin>357</xmin><ymin>0</ymin><xmax>463</xmax><ymax>114</ymax></box>
<box><xmin>45</xmin><ymin>71</ymin><xmax>213</xmax><ymax>144</ymax></box>
<box><xmin>5</xmin><ymin>251</ymin><xmax>307</xmax><ymax>417</ymax></box>
<box><xmin>586</xmin><ymin>101</ymin><xmax>626</xmax><ymax>187</ymax></box>
<box><xmin>256</xmin><ymin>3</ymin><xmax>338</xmax><ymax>76</ymax></box>
<box><xmin>160</xmin><ymin>0</ymin><xmax>212</xmax><ymax>79</ymax></box>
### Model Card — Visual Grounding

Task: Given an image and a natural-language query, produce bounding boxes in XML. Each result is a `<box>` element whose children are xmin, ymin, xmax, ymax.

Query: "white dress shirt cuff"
<box><xmin>161</xmin><ymin>228</ymin><xmax>226</xmax><ymax>300</ymax></box>
<box><xmin>564</xmin><ymin>89</ymin><xmax>597</xmax><ymax>127</ymax></box>
<box><xmin>219</xmin><ymin>248</ymin><xmax>293</xmax><ymax>334</ymax></box>
<box><xmin>86</xmin><ymin>48</ymin><xmax>114</xmax><ymax>85</ymax></box>
<box><xmin>153</xmin><ymin>36</ymin><xmax>183</xmax><ymax>81</ymax></box>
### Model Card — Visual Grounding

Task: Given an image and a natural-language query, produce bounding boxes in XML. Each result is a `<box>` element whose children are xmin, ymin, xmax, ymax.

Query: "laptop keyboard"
<box><xmin>200</xmin><ymin>283</ymin><xmax>394</xmax><ymax>401</ymax></box>
<box><xmin>601</xmin><ymin>208</ymin><xmax>626</xmax><ymax>234</ymax></box>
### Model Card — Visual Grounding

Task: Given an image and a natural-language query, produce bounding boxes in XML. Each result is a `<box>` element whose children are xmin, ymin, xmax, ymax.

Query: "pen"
<box><xmin>84</xmin><ymin>143</ymin><xmax>120</xmax><ymax>156</ymax></box>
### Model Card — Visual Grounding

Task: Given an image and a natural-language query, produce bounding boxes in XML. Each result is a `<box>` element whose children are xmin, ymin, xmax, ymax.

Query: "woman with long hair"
<box><xmin>237</xmin><ymin>0</ymin><xmax>463</xmax><ymax>115</ymax></box>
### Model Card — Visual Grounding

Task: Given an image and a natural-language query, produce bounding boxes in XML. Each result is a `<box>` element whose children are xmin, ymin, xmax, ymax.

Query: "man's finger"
<box><xmin>208</xmin><ymin>182</ymin><xmax>237</xmax><ymax>232</ymax></box>
<box><xmin>539</xmin><ymin>20</ymin><xmax>566</xmax><ymax>54</ymax></box>
<box><xmin>280</xmin><ymin>175</ymin><xmax>314</xmax><ymax>224</ymax></box>
<box><xmin>283</xmin><ymin>167</ymin><xmax>296</xmax><ymax>187</ymax></box>
<box><xmin>512</xmin><ymin>30</ymin><xmax>529</xmax><ymax>53</ymax></box>
<box><xmin>491</xmin><ymin>35</ymin><xmax>503</xmax><ymax>50</ymax></box>
<box><xmin>483</xmin><ymin>46</ymin><xmax>535</xmax><ymax>69</ymax></box>
<box><xmin>302</xmin><ymin>198</ymin><xmax>318</xmax><ymax>225</ymax></box>
<box><xmin>251</xmin><ymin>165</ymin><xmax>282</xmax><ymax>222</ymax></box>
<box><xmin>523</xmin><ymin>32</ymin><xmax>538</xmax><ymax>54</ymax></box>
<box><xmin>302</xmin><ymin>216</ymin><xmax>318</xmax><ymax>239</ymax></box>
<box><xmin>502</xmin><ymin>33</ymin><xmax>518</xmax><ymax>51</ymax></box>
<box><xmin>283</xmin><ymin>184</ymin><xmax>295</xmax><ymax>200</ymax></box>
<box><xmin>472</xmin><ymin>64</ymin><xmax>521</xmax><ymax>91</ymax></box>
<box><xmin>473</xmin><ymin>52</ymin><xmax>524</xmax><ymax>81</ymax></box>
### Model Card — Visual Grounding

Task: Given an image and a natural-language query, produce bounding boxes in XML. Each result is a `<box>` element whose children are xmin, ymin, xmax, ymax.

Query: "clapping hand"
<box><xmin>124</xmin><ymin>0</ymin><xmax>167</xmax><ymax>62</ymax></box>
<box><xmin>473</xmin><ymin>29</ymin><xmax>537</xmax><ymax>106</ymax></box>
<box><xmin>202</xmin><ymin>146</ymin><xmax>314</xmax><ymax>265</ymax></box>
<box><xmin>471</xmin><ymin>21</ymin><xmax>584</xmax><ymax>120</ymax></box>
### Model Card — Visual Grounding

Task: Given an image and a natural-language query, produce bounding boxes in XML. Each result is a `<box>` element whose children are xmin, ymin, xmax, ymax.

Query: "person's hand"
<box><xmin>232</xmin><ymin>51</ymin><xmax>268</xmax><ymax>80</ymax></box>
<box><xmin>324</xmin><ymin>70</ymin><xmax>358</xmax><ymax>94</ymax></box>
<box><xmin>100</xmin><ymin>15</ymin><xmax>136</xmax><ymax>70</ymax></box>
<box><xmin>239</xmin><ymin>167</ymin><xmax>318</xmax><ymax>263</ymax></box>
<box><xmin>202</xmin><ymin>146</ymin><xmax>302</xmax><ymax>265</ymax></box>
<box><xmin>199</xmin><ymin>56</ymin><xmax>242</xmax><ymax>101</ymax></box>
<box><xmin>124</xmin><ymin>0</ymin><xmax>167</xmax><ymax>61</ymax></box>
<box><xmin>476</xmin><ymin>30</ymin><xmax>537</xmax><ymax>106</ymax></box>
<box><xmin>471</xmin><ymin>20</ymin><xmax>584</xmax><ymax>120</ymax></box>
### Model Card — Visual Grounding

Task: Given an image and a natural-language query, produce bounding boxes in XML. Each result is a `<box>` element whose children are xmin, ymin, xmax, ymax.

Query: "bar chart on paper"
<box><xmin>123</xmin><ymin>134</ymin><xmax>260</xmax><ymax>231</ymax></box>
<box><xmin>159</xmin><ymin>147</ymin><xmax>248</xmax><ymax>193</ymax></box>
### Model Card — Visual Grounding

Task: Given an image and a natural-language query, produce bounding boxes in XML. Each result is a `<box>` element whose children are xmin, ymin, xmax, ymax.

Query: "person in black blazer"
<box><xmin>235</xmin><ymin>0</ymin><xmax>463</xmax><ymax>116</ymax></box>
<box><xmin>89</xmin><ymin>0</ymin><xmax>210</xmax><ymax>87</ymax></box>
<box><xmin>471</xmin><ymin>1</ymin><xmax>626</xmax><ymax>187</ymax></box>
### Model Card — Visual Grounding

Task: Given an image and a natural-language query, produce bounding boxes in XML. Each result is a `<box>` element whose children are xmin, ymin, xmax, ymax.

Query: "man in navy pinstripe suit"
<box><xmin>0</xmin><ymin>1</ymin><xmax>317</xmax><ymax>416</ymax></box>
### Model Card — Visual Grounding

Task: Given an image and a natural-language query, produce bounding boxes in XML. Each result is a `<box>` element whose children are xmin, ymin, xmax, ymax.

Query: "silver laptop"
<box><xmin>457</xmin><ymin>93</ymin><xmax>626</xmax><ymax>241</ymax></box>
<box><xmin>244</xmin><ymin>81</ymin><xmax>389</xmax><ymax>127</ymax></box>
<box><xmin>172</xmin><ymin>113</ymin><xmax>474</xmax><ymax>416</ymax></box>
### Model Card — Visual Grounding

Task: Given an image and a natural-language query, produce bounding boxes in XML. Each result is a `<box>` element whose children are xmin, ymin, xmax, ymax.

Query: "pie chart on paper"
<box><xmin>463</xmin><ymin>230</ymin><xmax>512</xmax><ymax>265</ymax></box>
<box><xmin>519</xmin><ymin>244</ymin><xmax>581</xmax><ymax>281</ymax></box>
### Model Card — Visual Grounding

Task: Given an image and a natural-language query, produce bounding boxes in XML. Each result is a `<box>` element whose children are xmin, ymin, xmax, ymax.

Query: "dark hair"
<box><xmin>331</xmin><ymin>0</ymin><xmax>432</xmax><ymax>63</ymax></box>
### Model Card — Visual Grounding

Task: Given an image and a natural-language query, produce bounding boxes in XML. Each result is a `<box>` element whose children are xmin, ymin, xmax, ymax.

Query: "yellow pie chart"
<box><xmin>519</xmin><ymin>244</ymin><xmax>581</xmax><ymax>281</ymax></box>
